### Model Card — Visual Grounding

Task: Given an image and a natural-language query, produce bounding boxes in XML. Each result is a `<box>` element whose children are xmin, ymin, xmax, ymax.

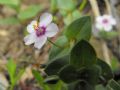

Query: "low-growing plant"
<box><xmin>6</xmin><ymin>58</ymin><xmax>24</xmax><ymax>90</ymax></box>
<box><xmin>26</xmin><ymin>15</ymin><xmax>120</xmax><ymax>90</ymax></box>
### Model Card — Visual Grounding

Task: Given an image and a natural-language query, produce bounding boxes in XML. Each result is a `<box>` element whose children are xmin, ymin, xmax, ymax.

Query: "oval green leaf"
<box><xmin>70</xmin><ymin>40</ymin><xmax>97</xmax><ymax>68</ymax></box>
<box><xmin>45</xmin><ymin>56</ymin><xmax>69</xmax><ymax>76</ymax></box>
<box><xmin>65</xmin><ymin>16</ymin><xmax>92</xmax><ymax>41</ymax></box>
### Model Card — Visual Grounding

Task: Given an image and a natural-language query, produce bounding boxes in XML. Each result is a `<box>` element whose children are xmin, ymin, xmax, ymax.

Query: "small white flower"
<box><xmin>95</xmin><ymin>15</ymin><xmax>116</xmax><ymax>31</ymax></box>
<box><xmin>24</xmin><ymin>13</ymin><xmax>59</xmax><ymax>49</ymax></box>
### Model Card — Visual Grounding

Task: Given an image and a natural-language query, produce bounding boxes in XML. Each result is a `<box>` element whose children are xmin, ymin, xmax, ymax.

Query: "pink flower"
<box><xmin>95</xmin><ymin>15</ymin><xmax>116</xmax><ymax>31</ymax></box>
<box><xmin>24</xmin><ymin>13</ymin><xmax>59</xmax><ymax>49</ymax></box>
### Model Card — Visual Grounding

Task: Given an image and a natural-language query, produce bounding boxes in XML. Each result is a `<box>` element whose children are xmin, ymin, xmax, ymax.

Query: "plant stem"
<box><xmin>89</xmin><ymin>0</ymin><xmax>100</xmax><ymax>16</ymax></box>
<box><xmin>47</xmin><ymin>38</ymin><xmax>63</xmax><ymax>49</ymax></box>
<box><xmin>101</xmin><ymin>40</ymin><xmax>111</xmax><ymax>66</ymax></box>
<box><xmin>79</xmin><ymin>0</ymin><xmax>87</xmax><ymax>11</ymax></box>
<box><xmin>105</xmin><ymin>0</ymin><xmax>112</xmax><ymax>14</ymax></box>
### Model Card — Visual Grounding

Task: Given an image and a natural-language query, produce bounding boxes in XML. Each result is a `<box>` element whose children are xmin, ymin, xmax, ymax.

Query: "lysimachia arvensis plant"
<box><xmin>24</xmin><ymin>13</ymin><xmax>117</xmax><ymax>90</ymax></box>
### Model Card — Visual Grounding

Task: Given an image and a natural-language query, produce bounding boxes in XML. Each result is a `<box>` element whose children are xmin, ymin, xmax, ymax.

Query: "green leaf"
<box><xmin>18</xmin><ymin>5</ymin><xmax>42</xmax><ymax>20</ymax></box>
<box><xmin>67</xmin><ymin>81</ymin><xmax>80</xmax><ymax>90</ymax></box>
<box><xmin>32</xmin><ymin>70</ymin><xmax>44</xmax><ymax>85</ymax></box>
<box><xmin>52</xmin><ymin>81</ymin><xmax>64</xmax><ymax>90</ymax></box>
<box><xmin>57</xmin><ymin>0</ymin><xmax>76</xmax><ymax>11</ymax></box>
<box><xmin>77</xmin><ymin>65</ymin><xmax>101</xmax><ymax>86</ymax></box>
<box><xmin>72</xmin><ymin>10</ymin><xmax>81</xmax><ymax>20</ymax></box>
<box><xmin>49</xmin><ymin>36</ymin><xmax>70</xmax><ymax>60</ymax></box>
<box><xmin>107</xmin><ymin>79</ymin><xmax>120</xmax><ymax>90</ymax></box>
<box><xmin>50</xmin><ymin>0</ymin><xmax>57</xmax><ymax>12</ymax></box>
<box><xmin>65</xmin><ymin>16</ymin><xmax>92</xmax><ymax>41</ymax></box>
<box><xmin>32</xmin><ymin>70</ymin><xmax>50</xmax><ymax>90</ymax></box>
<box><xmin>58</xmin><ymin>65</ymin><xmax>78</xmax><ymax>83</ymax></box>
<box><xmin>44</xmin><ymin>76</ymin><xmax>59</xmax><ymax>84</ymax></box>
<box><xmin>63</xmin><ymin>14</ymin><xmax>73</xmax><ymax>25</ymax></box>
<box><xmin>59</xmin><ymin>10</ymin><xmax>67</xmax><ymax>17</ymax></box>
<box><xmin>68</xmin><ymin>81</ymin><xmax>95</xmax><ymax>90</ymax></box>
<box><xmin>111</xmin><ymin>57</ymin><xmax>119</xmax><ymax>70</ymax></box>
<box><xmin>48</xmin><ymin>81</ymin><xmax>64</xmax><ymax>90</ymax></box>
<box><xmin>6</xmin><ymin>58</ymin><xmax>16</xmax><ymax>84</ymax></box>
<box><xmin>70</xmin><ymin>40</ymin><xmax>96</xmax><ymax>68</ymax></box>
<box><xmin>77</xmin><ymin>81</ymin><xmax>95</xmax><ymax>90</ymax></box>
<box><xmin>95</xmin><ymin>85</ymin><xmax>107</xmax><ymax>90</ymax></box>
<box><xmin>0</xmin><ymin>0</ymin><xmax>20</xmax><ymax>6</ymax></box>
<box><xmin>45</xmin><ymin>56</ymin><xmax>69</xmax><ymax>76</ymax></box>
<box><xmin>0</xmin><ymin>17</ymin><xmax>19</xmax><ymax>25</ymax></box>
<box><xmin>97</xmin><ymin>59</ymin><xmax>113</xmax><ymax>82</ymax></box>
<box><xmin>63</xmin><ymin>10</ymin><xmax>81</xmax><ymax>25</ymax></box>
<box><xmin>14</xmin><ymin>69</ymin><xmax>25</xmax><ymax>84</ymax></box>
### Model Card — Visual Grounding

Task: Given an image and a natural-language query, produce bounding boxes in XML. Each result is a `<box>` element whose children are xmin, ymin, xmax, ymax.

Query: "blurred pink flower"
<box><xmin>95</xmin><ymin>15</ymin><xmax>116</xmax><ymax>31</ymax></box>
<box><xmin>24</xmin><ymin>13</ymin><xmax>59</xmax><ymax>49</ymax></box>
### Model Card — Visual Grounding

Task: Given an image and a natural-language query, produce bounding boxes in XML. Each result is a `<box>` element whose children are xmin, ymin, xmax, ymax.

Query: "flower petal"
<box><xmin>39</xmin><ymin>13</ymin><xmax>53</xmax><ymax>27</ymax></box>
<box><xmin>95</xmin><ymin>23</ymin><xmax>103</xmax><ymax>30</ymax></box>
<box><xmin>45</xmin><ymin>23</ymin><xmax>59</xmax><ymax>37</ymax></box>
<box><xmin>27</xmin><ymin>20</ymin><xmax>37</xmax><ymax>33</ymax></box>
<box><xmin>24</xmin><ymin>33</ymin><xmax>36</xmax><ymax>45</ymax></box>
<box><xmin>110</xmin><ymin>18</ymin><xmax>116</xmax><ymax>25</ymax></box>
<box><xmin>96</xmin><ymin>16</ymin><xmax>103</xmax><ymax>23</ymax></box>
<box><xmin>34</xmin><ymin>36</ymin><xmax>47</xmax><ymax>49</ymax></box>
<box><xmin>104</xmin><ymin>25</ymin><xmax>112</xmax><ymax>31</ymax></box>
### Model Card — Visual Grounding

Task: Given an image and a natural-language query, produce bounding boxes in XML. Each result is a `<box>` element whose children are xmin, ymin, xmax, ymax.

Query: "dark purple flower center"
<box><xmin>103</xmin><ymin>19</ymin><xmax>108</xmax><ymax>24</ymax></box>
<box><xmin>35</xmin><ymin>26</ymin><xmax>46</xmax><ymax>37</ymax></box>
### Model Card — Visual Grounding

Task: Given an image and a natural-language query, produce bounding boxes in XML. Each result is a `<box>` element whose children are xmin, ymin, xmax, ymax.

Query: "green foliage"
<box><xmin>68</xmin><ymin>81</ymin><xmax>94</xmax><ymax>90</ymax></box>
<box><xmin>46</xmin><ymin>39</ymin><xmax>105</xmax><ymax>89</ymax></box>
<box><xmin>70</xmin><ymin>40</ymin><xmax>96</xmax><ymax>68</ymax></box>
<box><xmin>59</xmin><ymin>65</ymin><xmax>101</xmax><ymax>86</ymax></box>
<box><xmin>6</xmin><ymin>58</ymin><xmax>24</xmax><ymax>90</ymax></box>
<box><xmin>48</xmin><ymin>81</ymin><xmax>65</xmax><ymax>90</ymax></box>
<box><xmin>7</xmin><ymin>59</ymin><xmax>16</xmax><ymax>84</ymax></box>
<box><xmin>2</xmin><ymin>0</ymin><xmax>118</xmax><ymax>89</ymax></box>
<box><xmin>18</xmin><ymin>5</ymin><xmax>43</xmax><ymax>21</ymax></box>
<box><xmin>49</xmin><ymin>36</ymin><xmax>70</xmax><ymax>60</ymax></box>
<box><xmin>59</xmin><ymin>65</ymin><xmax>78</xmax><ymax>83</ymax></box>
<box><xmin>55</xmin><ymin>0</ymin><xmax>82</xmax><ymax>25</ymax></box>
<box><xmin>0</xmin><ymin>17</ymin><xmax>19</xmax><ymax>25</ymax></box>
<box><xmin>0</xmin><ymin>0</ymin><xmax>20</xmax><ymax>6</ymax></box>
<box><xmin>45</xmin><ymin>16</ymin><xmax>114</xmax><ymax>89</ymax></box>
<box><xmin>75</xmin><ymin>81</ymin><xmax>95</xmax><ymax>90</ymax></box>
<box><xmin>50</xmin><ymin>0</ymin><xmax>57</xmax><ymax>12</ymax></box>
<box><xmin>49</xmin><ymin>16</ymin><xmax>92</xmax><ymax>63</ymax></box>
<box><xmin>45</xmin><ymin>56</ymin><xmax>69</xmax><ymax>76</ymax></box>
<box><xmin>57</xmin><ymin>0</ymin><xmax>76</xmax><ymax>11</ymax></box>
<box><xmin>97</xmin><ymin>59</ymin><xmax>113</xmax><ymax>82</ymax></box>
<box><xmin>79</xmin><ymin>0</ymin><xmax>87</xmax><ymax>11</ymax></box>
<box><xmin>107</xmin><ymin>79</ymin><xmax>120</xmax><ymax>90</ymax></box>
<box><xmin>44</xmin><ymin>75</ymin><xmax>59</xmax><ymax>84</ymax></box>
<box><xmin>32</xmin><ymin>70</ymin><xmax>65</xmax><ymax>90</ymax></box>
<box><xmin>95</xmin><ymin>85</ymin><xmax>106</xmax><ymax>90</ymax></box>
<box><xmin>63</xmin><ymin>10</ymin><xmax>81</xmax><ymax>25</ymax></box>
<box><xmin>95</xmin><ymin>80</ymin><xmax>120</xmax><ymax>90</ymax></box>
<box><xmin>111</xmin><ymin>57</ymin><xmax>119</xmax><ymax>70</ymax></box>
<box><xmin>78</xmin><ymin>65</ymin><xmax>101</xmax><ymax>86</ymax></box>
<box><xmin>32</xmin><ymin>70</ymin><xmax>50</xmax><ymax>90</ymax></box>
<box><xmin>65</xmin><ymin>16</ymin><xmax>92</xmax><ymax>41</ymax></box>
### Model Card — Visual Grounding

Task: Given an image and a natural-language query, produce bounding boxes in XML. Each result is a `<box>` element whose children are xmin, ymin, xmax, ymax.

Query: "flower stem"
<box><xmin>47</xmin><ymin>38</ymin><xmax>63</xmax><ymax>49</ymax></box>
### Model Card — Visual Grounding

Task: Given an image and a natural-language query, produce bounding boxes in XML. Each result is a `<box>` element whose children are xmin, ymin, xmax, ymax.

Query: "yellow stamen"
<box><xmin>33</xmin><ymin>21</ymin><xmax>39</xmax><ymax>30</ymax></box>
